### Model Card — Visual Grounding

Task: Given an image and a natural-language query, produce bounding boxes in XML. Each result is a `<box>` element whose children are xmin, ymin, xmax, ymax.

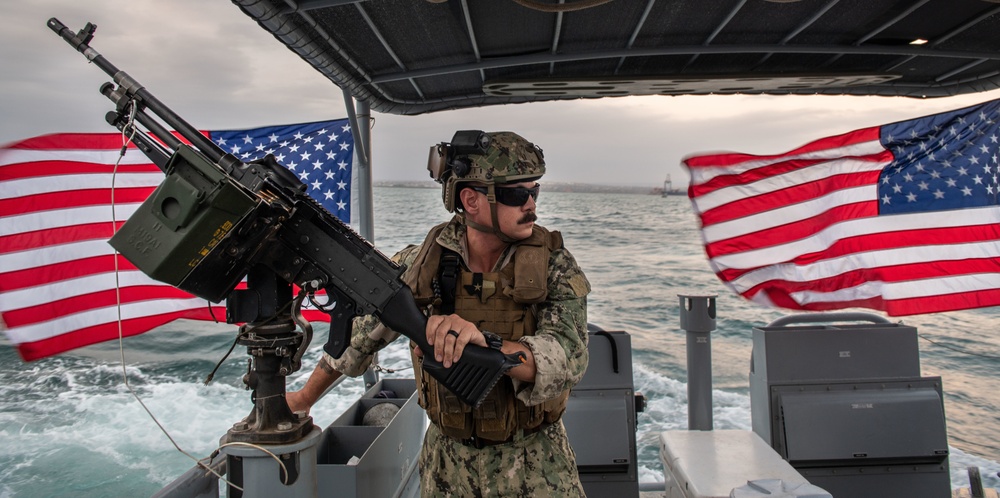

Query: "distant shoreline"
<box><xmin>375</xmin><ymin>180</ymin><xmax>681</xmax><ymax>196</ymax></box>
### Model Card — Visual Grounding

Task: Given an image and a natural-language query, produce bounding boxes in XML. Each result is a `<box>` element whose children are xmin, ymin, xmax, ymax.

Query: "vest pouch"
<box><xmin>411</xmin><ymin>343</ymin><xmax>430</xmax><ymax>409</ymax></box>
<box><xmin>437</xmin><ymin>391</ymin><xmax>473</xmax><ymax>439</ymax></box>
<box><xmin>511</xmin><ymin>244</ymin><xmax>548</xmax><ymax>304</ymax></box>
<box><xmin>473</xmin><ymin>379</ymin><xmax>516</xmax><ymax>441</ymax></box>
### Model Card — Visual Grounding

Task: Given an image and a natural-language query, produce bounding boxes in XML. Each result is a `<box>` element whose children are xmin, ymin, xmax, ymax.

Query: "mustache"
<box><xmin>518</xmin><ymin>211</ymin><xmax>538</xmax><ymax>224</ymax></box>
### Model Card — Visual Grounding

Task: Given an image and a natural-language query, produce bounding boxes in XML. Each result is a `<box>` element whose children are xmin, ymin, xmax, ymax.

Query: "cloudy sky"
<box><xmin>5</xmin><ymin>0</ymin><xmax>1000</xmax><ymax>188</ymax></box>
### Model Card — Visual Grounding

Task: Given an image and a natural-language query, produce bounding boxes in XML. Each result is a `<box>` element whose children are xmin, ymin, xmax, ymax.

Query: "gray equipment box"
<box><xmin>749</xmin><ymin>318</ymin><xmax>950</xmax><ymax>498</ymax></box>
<box><xmin>564</xmin><ymin>329</ymin><xmax>640</xmax><ymax>498</ymax></box>
<box><xmin>315</xmin><ymin>378</ymin><xmax>424</xmax><ymax>498</ymax></box>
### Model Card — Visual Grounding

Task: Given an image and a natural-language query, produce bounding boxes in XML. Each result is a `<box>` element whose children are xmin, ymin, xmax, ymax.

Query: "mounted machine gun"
<box><xmin>47</xmin><ymin>18</ymin><xmax>524</xmax><ymax>451</ymax></box>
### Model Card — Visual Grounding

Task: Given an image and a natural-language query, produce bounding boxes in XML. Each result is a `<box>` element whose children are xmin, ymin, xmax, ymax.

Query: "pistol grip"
<box><xmin>322</xmin><ymin>287</ymin><xmax>356</xmax><ymax>359</ymax></box>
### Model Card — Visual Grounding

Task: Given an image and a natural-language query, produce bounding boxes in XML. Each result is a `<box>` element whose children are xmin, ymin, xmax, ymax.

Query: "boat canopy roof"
<box><xmin>232</xmin><ymin>0</ymin><xmax>1000</xmax><ymax>115</ymax></box>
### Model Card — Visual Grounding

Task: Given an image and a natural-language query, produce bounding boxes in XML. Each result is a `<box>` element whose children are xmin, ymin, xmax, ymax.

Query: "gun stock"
<box><xmin>50</xmin><ymin>18</ymin><xmax>519</xmax><ymax>408</ymax></box>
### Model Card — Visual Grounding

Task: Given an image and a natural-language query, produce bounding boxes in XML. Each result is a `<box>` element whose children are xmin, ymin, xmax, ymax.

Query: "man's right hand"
<box><xmin>285</xmin><ymin>355</ymin><xmax>344</xmax><ymax>415</ymax></box>
<box><xmin>425</xmin><ymin>313</ymin><xmax>488</xmax><ymax>368</ymax></box>
<box><xmin>286</xmin><ymin>389</ymin><xmax>311</xmax><ymax>415</ymax></box>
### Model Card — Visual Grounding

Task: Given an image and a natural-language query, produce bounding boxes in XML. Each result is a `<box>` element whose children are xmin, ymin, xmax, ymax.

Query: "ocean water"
<box><xmin>1</xmin><ymin>186</ymin><xmax>999</xmax><ymax>496</ymax></box>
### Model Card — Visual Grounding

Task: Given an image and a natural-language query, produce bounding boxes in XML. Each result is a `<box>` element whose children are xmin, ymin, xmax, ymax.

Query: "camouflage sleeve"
<box><xmin>325</xmin><ymin>244</ymin><xmax>422</xmax><ymax>376</ymax></box>
<box><xmin>512</xmin><ymin>246</ymin><xmax>591</xmax><ymax>406</ymax></box>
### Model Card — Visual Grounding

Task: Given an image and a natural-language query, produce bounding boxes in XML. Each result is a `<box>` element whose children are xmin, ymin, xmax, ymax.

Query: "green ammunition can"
<box><xmin>109</xmin><ymin>145</ymin><xmax>258</xmax><ymax>299</ymax></box>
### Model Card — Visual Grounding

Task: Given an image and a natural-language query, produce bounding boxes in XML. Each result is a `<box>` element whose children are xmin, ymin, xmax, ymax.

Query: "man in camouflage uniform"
<box><xmin>288</xmin><ymin>130</ymin><xmax>590</xmax><ymax>497</ymax></box>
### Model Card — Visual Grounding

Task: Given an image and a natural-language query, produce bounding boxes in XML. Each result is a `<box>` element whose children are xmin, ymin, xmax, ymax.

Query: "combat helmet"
<box><xmin>427</xmin><ymin>130</ymin><xmax>545</xmax><ymax>213</ymax></box>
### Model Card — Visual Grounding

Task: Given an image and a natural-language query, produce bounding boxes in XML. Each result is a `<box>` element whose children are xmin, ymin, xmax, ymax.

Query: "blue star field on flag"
<box><xmin>210</xmin><ymin>118</ymin><xmax>355</xmax><ymax>222</ymax></box>
<box><xmin>879</xmin><ymin>99</ymin><xmax>1000</xmax><ymax>215</ymax></box>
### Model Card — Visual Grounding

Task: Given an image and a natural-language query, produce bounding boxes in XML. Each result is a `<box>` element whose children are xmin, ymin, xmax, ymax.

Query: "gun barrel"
<box><xmin>47</xmin><ymin>18</ymin><xmax>99</xmax><ymax>59</ymax></box>
<box><xmin>48</xmin><ymin>18</ymin><xmax>227</xmax><ymax>164</ymax></box>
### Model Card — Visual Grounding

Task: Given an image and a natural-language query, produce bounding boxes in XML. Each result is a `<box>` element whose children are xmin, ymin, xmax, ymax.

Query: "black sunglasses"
<box><xmin>471</xmin><ymin>184</ymin><xmax>540</xmax><ymax>207</ymax></box>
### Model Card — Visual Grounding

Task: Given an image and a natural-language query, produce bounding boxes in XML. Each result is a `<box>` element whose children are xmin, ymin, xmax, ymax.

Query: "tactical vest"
<box><xmin>402</xmin><ymin>221</ymin><xmax>572</xmax><ymax>441</ymax></box>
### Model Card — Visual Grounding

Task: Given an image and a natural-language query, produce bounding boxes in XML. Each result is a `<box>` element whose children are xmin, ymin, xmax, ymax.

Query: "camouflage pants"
<box><xmin>418</xmin><ymin>420</ymin><xmax>586</xmax><ymax>497</ymax></box>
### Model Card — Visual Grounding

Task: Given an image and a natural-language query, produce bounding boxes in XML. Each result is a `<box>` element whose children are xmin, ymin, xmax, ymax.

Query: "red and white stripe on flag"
<box><xmin>683</xmin><ymin>98</ymin><xmax>1000</xmax><ymax>316</ymax></box>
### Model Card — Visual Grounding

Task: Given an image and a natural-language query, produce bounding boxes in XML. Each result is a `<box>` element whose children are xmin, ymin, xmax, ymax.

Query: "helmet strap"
<box><xmin>461</xmin><ymin>184</ymin><xmax>519</xmax><ymax>244</ymax></box>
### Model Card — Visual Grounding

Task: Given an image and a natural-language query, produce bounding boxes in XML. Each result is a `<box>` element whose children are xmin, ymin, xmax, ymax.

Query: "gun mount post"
<box><xmin>225</xmin><ymin>265</ymin><xmax>314</xmax><ymax>445</ymax></box>
<box><xmin>678</xmin><ymin>294</ymin><xmax>717</xmax><ymax>431</ymax></box>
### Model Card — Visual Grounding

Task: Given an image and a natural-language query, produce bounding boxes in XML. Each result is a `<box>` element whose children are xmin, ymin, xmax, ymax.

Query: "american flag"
<box><xmin>684</xmin><ymin>99</ymin><xmax>1000</xmax><ymax>317</ymax></box>
<box><xmin>0</xmin><ymin>119</ymin><xmax>352</xmax><ymax>361</ymax></box>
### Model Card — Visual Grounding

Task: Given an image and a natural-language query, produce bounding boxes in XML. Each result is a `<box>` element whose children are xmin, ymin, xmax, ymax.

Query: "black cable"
<box><xmin>206</xmin><ymin>300</ymin><xmax>220</xmax><ymax>323</ymax></box>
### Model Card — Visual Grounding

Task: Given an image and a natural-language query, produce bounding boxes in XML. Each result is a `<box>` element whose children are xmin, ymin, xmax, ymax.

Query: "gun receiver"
<box><xmin>48</xmin><ymin>19</ymin><xmax>522</xmax><ymax>424</ymax></box>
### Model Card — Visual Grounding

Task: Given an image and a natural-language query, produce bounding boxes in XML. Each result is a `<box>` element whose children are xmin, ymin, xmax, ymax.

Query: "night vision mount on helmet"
<box><xmin>427</xmin><ymin>130</ymin><xmax>545</xmax><ymax>213</ymax></box>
